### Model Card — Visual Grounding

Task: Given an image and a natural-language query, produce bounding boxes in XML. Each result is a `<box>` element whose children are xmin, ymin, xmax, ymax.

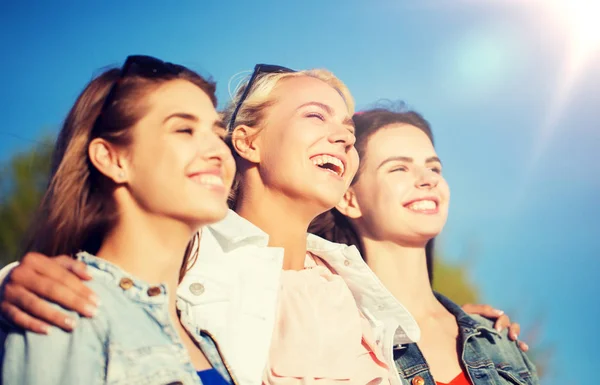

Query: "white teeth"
<box><xmin>195</xmin><ymin>174</ymin><xmax>224</xmax><ymax>187</ymax></box>
<box><xmin>407</xmin><ymin>200</ymin><xmax>437</xmax><ymax>211</ymax></box>
<box><xmin>310</xmin><ymin>155</ymin><xmax>345</xmax><ymax>176</ymax></box>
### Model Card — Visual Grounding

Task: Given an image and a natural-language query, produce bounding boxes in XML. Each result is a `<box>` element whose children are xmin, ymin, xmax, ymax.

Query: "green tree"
<box><xmin>0</xmin><ymin>138</ymin><xmax>53</xmax><ymax>267</ymax></box>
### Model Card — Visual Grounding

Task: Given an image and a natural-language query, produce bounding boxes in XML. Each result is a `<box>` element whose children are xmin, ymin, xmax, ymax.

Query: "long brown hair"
<box><xmin>24</xmin><ymin>60</ymin><xmax>216</xmax><ymax>280</ymax></box>
<box><xmin>309</xmin><ymin>103</ymin><xmax>437</xmax><ymax>282</ymax></box>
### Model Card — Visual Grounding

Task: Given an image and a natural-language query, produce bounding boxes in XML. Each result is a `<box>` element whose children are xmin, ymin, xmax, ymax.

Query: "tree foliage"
<box><xmin>0</xmin><ymin>138</ymin><xmax>53</xmax><ymax>266</ymax></box>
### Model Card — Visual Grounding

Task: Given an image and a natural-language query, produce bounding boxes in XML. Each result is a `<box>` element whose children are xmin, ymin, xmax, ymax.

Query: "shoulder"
<box><xmin>465</xmin><ymin>314</ymin><xmax>539</xmax><ymax>382</ymax></box>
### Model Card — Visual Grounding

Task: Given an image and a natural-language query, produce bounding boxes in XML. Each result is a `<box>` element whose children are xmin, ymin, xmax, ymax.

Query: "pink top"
<box><xmin>262</xmin><ymin>254</ymin><xmax>390</xmax><ymax>385</ymax></box>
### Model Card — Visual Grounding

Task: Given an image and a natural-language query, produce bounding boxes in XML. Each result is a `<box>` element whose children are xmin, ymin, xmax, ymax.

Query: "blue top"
<box><xmin>198</xmin><ymin>368</ymin><xmax>231</xmax><ymax>385</ymax></box>
<box><xmin>1</xmin><ymin>252</ymin><xmax>235</xmax><ymax>385</ymax></box>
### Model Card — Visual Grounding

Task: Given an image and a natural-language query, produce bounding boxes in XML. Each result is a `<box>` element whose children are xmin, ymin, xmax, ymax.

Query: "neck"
<box><xmin>236</xmin><ymin>185</ymin><xmax>319</xmax><ymax>271</ymax></box>
<box><xmin>362</xmin><ymin>237</ymin><xmax>442</xmax><ymax>319</ymax></box>
<box><xmin>97</xmin><ymin>207</ymin><xmax>196</xmax><ymax>320</ymax></box>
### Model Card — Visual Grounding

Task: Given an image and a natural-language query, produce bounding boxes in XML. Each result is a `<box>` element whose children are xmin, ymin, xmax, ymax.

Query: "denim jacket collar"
<box><xmin>434</xmin><ymin>292</ymin><xmax>499</xmax><ymax>337</ymax></box>
<box><xmin>76</xmin><ymin>252</ymin><xmax>169</xmax><ymax>306</ymax></box>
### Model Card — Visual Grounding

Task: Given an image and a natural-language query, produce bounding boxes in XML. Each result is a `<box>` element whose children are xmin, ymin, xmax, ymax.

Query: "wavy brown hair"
<box><xmin>309</xmin><ymin>103</ymin><xmax>437</xmax><ymax>282</ymax></box>
<box><xmin>24</xmin><ymin>59</ymin><xmax>216</xmax><ymax>280</ymax></box>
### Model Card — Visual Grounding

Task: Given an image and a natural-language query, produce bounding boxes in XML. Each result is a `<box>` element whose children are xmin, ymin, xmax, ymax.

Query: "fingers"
<box><xmin>22</xmin><ymin>253</ymin><xmax>96</xmax><ymax>302</ymax></box>
<box><xmin>2</xmin><ymin>252</ymin><xmax>98</xmax><ymax>330</ymax></box>
<box><xmin>3</xmin><ymin>282</ymin><xmax>80</xmax><ymax>332</ymax></box>
<box><xmin>462</xmin><ymin>303</ymin><xmax>505</xmax><ymax>318</ymax></box>
<box><xmin>55</xmin><ymin>255</ymin><xmax>93</xmax><ymax>281</ymax></box>
<box><xmin>0</xmin><ymin>302</ymin><xmax>50</xmax><ymax>335</ymax></box>
<box><xmin>18</xmin><ymin>252</ymin><xmax>98</xmax><ymax>310</ymax></box>
<box><xmin>518</xmin><ymin>340</ymin><xmax>530</xmax><ymax>352</ymax></box>
<box><xmin>493</xmin><ymin>314</ymin><xmax>511</xmax><ymax>332</ymax></box>
<box><xmin>507</xmin><ymin>321</ymin><xmax>521</xmax><ymax>341</ymax></box>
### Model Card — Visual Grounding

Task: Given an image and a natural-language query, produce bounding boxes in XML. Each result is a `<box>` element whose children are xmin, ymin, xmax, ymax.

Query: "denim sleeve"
<box><xmin>0</xmin><ymin>262</ymin><xmax>18</xmax><ymax>329</ymax></box>
<box><xmin>1</xmin><ymin>309</ymin><xmax>106</xmax><ymax>385</ymax></box>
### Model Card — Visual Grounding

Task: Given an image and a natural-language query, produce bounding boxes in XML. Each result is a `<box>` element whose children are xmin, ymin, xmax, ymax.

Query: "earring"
<box><xmin>118</xmin><ymin>171</ymin><xmax>125</xmax><ymax>179</ymax></box>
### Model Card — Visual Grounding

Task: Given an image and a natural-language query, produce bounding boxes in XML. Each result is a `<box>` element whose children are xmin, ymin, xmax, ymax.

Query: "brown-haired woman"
<box><xmin>310</xmin><ymin>105</ymin><xmax>540</xmax><ymax>385</ymax></box>
<box><xmin>1</xmin><ymin>55</ymin><xmax>237</xmax><ymax>385</ymax></box>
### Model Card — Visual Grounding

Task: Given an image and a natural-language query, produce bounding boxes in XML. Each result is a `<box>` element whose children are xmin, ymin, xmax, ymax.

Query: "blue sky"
<box><xmin>1</xmin><ymin>1</ymin><xmax>599</xmax><ymax>382</ymax></box>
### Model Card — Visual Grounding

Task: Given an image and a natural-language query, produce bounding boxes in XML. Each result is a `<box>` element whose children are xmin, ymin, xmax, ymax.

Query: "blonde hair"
<box><xmin>222</xmin><ymin>68</ymin><xmax>355</xmax><ymax>208</ymax></box>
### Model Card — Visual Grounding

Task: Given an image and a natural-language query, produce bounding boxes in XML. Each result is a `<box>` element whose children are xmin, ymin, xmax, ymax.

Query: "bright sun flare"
<box><xmin>548</xmin><ymin>0</ymin><xmax>600</xmax><ymax>60</ymax></box>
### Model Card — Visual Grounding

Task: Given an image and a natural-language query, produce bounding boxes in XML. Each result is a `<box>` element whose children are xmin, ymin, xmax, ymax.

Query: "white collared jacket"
<box><xmin>176</xmin><ymin>210</ymin><xmax>420</xmax><ymax>385</ymax></box>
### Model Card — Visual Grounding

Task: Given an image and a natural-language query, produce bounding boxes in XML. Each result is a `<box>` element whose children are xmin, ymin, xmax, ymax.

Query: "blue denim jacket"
<box><xmin>393</xmin><ymin>293</ymin><xmax>539</xmax><ymax>385</ymax></box>
<box><xmin>1</xmin><ymin>252</ymin><xmax>236</xmax><ymax>385</ymax></box>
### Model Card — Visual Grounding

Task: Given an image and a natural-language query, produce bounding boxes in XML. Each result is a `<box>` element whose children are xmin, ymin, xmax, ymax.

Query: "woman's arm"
<box><xmin>0</xmin><ymin>252</ymin><xmax>97</xmax><ymax>334</ymax></box>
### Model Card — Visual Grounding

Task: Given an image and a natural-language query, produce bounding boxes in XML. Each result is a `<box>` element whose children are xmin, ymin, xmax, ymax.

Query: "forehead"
<box><xmin>145</xmin><ymin>79</ymin><xmax>218</xmax><ymax>121</ymax></box>
<box><xmin>367</xmin><ymin>124</ymin><xmax>436</xmax><ymax>160</ymax></box>
<box><xmin>269</xmin><ymin>75</ymin><xmax>349</xmax><ymax>114</ymax></box>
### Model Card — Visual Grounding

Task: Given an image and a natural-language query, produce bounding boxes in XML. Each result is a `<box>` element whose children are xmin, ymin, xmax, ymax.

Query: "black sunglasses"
<box><xmin>94</xmin><ymin>55</ymin><xmax>186</xmax><ymax>131</ymax></box>
<box><xmin>228</xmin><ymin>63</ymin><xmax>295</xmax><ymax>132</ymax></box>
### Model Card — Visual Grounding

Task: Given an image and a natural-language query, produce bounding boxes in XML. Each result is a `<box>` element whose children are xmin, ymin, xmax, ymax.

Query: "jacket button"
<box><xmin>147</xmin><ymin>286</ymin><xmax>162</xmax><ymax>296</ymax></box>
<box><xmin>119</xmin><ymin>277</ymin><xmax>134</xmax><ymax>290</ymax></box>
<box><xmin>189</xmin><ymin>282</ymin><xmax>205</xmax><ymax>295</ymax></box>
<box><xmin>412</xmin><ymin>376</ymin><xmax>425</xmax><ymax>385</ymax></box>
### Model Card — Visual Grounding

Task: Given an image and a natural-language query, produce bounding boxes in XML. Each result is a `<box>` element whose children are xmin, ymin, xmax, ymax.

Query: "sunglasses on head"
<box><xmin>94</xmin><ymin>55</ymin><xmax>187</xmax><ymax>130</ymax></box>
<box><xmin>228</xmin><ymin>63</ymin><xmax>295</xmax><ymax>132</ymax></box>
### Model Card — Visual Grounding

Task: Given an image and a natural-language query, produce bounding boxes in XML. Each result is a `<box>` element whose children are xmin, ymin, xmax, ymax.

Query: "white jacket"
<box><xmin>0</xmin><ymin>210</ymin><xmax>420</xmax><ymax>385</ymax></box>
<box><xmin>176</xmin><ymin>210</ymin><xmax>420</xmax><ymax>385</ymax></box>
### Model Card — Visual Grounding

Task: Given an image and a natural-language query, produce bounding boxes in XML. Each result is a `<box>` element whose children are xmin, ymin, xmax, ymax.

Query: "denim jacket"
<box><xmin>1</xmin><ymin>252</ymin><xmax>236</xmax><ymax>385</ymax></box>
<box><xmin>393</xmin><ymin>293</ymin><xmax>540</xmax><ymax>385</ymax></box>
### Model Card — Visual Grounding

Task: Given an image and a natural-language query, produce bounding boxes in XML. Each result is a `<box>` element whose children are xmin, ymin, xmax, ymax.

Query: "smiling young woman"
<box><xmin>311</xmin><ymin>106</ymin><xmax>540</xmax><ymax>385</ymax></box>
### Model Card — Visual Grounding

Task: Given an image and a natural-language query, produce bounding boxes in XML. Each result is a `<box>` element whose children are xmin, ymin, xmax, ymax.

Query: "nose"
<box><xmin>327</xmin><ymin>126</ymin><xmax>356</xmax><ymax>151</ymax></box>
<box><xmin>200</xmin><ymin>133</ymin><xmax>232</xmax><ymax>166</ymax></box>
<box><xmin>414</xmin><ymin>167</ymin><xmax>439</xmax><ymax>189</ymax></box>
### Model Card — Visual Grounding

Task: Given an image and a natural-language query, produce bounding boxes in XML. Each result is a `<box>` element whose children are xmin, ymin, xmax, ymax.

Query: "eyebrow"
<box><xmin>163</xmin><ymin>112</ymin><xmax>199</xmax><ymax>124</ymax></box>
<box><xmin>377</xmin><ymin>156</ymin><xmax>442</xmax><ymax>170</ymax></box>
<box><xmin>297</xmin><ymin>101</ymin><xmax>355</xmax><ymax>129</ymax></box>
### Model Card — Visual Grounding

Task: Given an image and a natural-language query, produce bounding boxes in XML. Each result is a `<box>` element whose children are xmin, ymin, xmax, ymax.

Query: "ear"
<box><xmin>88</xmin><ymin>138</ymin><xmax>129</xmax><ymax>184</ymax></box>
<box><xmin>231</xmin><ymin>125</ymin><xmax>261</xmax><ymax>163</ymax></box>
<box><xmin>336</xmin><ymin>187</ymin><xmax>362</xmax><ymax>219</ymax></box>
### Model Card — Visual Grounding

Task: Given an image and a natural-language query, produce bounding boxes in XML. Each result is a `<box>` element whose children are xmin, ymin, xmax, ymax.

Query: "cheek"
<box><xmin>438</xmin><ymin>178</ymin><xmax>451</xmax><ymax>202</ymax></box>
<box><xmin>223</xmin><ymin>154</ymin><xmax>236</xmax><ymax>189</ymax></box>
<box><xmin>348</xmin><ymin>150</ymin><xmax>360</xmax><ymax>179</ymax></box>
<box><xmin>130</xmin><ymin>140</ymin><xmax>189</xmax><ymax>186</ymax></box>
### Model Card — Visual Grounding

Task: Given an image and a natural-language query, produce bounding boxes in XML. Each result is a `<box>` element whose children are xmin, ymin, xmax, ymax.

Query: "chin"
<box><xmin>188</xmin><ymin>204</ymin><xmax>229</xmax><ymax>226</ymax></box>
<box><xmin>311</xmin><ymin>190</ymin><xmax>345</xmax><ymax>213</ymax></box>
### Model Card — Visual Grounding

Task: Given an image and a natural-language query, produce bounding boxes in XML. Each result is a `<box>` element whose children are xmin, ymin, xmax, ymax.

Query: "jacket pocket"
<box><xmin>496</xmin><ymin>363</ymin><xmax>534</xmax><ymax>385</ymax></box>
<box><xmin>107</xmin><ymin>344</ymin><xmax>195</xmax><ymax>385</ymax></box>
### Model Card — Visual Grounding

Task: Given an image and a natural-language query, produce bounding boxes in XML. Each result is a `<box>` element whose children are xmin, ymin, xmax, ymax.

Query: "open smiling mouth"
<box><xmin>310</xmin><ymin>154</ymin><xmax>345</xmax><ymax>177</ymax></box>
<box><xmin>404</xmin><ymin>199</ymin><xmax>439</xmax><ymax>213</ymax></box>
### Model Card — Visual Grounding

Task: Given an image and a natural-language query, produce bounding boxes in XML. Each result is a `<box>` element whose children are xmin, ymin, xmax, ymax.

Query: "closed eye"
<box><xmin>305</xmin><ymin>112</ymin><xmax>325</xmax><ymax>121</ymax></box>
<box><xmin>390</xmin><ymin>166</ymin><xmax>408</xmax><ymax>172</ymax></box>
<box><xmin>176</xmin><ymin>127</ymin><xmax>194</xmax><ymax>135</ymax></box>
<box><xmin>430</xmin><ymin>167</ymin><xmax>442</xmax><ymax>174</ymax></box>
